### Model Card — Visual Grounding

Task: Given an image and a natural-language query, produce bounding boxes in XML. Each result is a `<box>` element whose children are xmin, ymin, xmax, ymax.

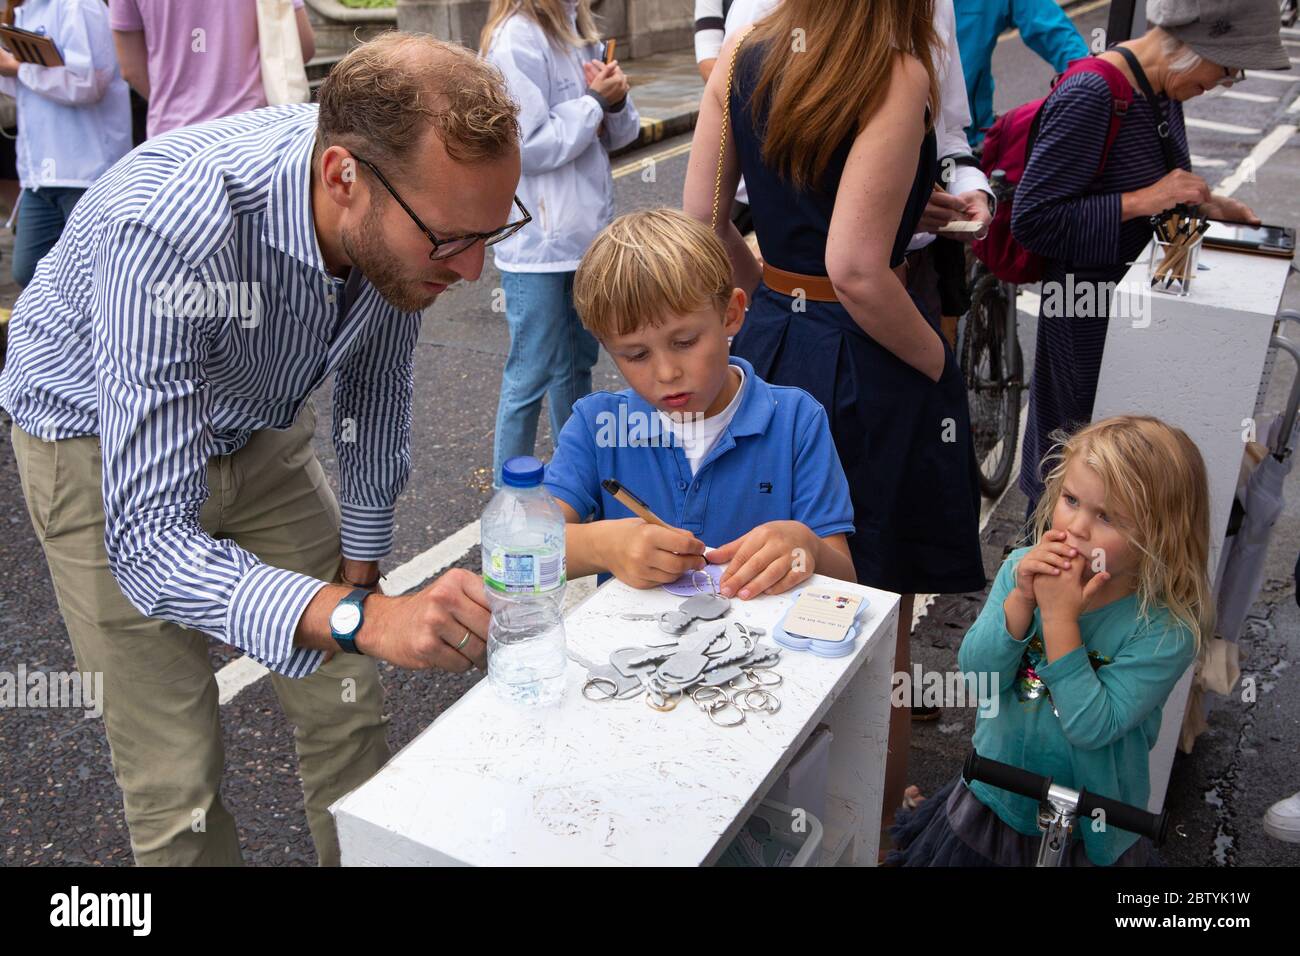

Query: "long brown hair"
<box><xmin>746</xmin><ymin>0</ymin><xmax>941</xmax><ymax>191</ymax></box>
<box><xmin>480</xmin><ymin>0</ymin><xmax>600</xmax><ymax>55</ymax></box>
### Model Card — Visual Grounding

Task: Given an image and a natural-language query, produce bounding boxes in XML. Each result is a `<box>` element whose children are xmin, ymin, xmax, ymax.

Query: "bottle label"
<box><xmin>485</xmin><ymin>548</ymin><xmax>566</xmax><ymax>594</ymax></box>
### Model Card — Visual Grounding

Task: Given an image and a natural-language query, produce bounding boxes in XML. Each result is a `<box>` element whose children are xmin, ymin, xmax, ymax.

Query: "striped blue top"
<box><xmin>0</xmin><ymin>104</ymin><xmax>422</xmax><ymax>678</ymax></box>
<box><xmin>1012</xmin><ymin>69</ymin><xmax>1191</xmax><ymax>276</ymax></box>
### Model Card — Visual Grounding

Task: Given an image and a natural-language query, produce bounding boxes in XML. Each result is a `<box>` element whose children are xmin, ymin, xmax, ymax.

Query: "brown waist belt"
<box><xmin>761</xmin><ymin>261</ymin><xmax>910</xmax><ymax>303</ymax></box>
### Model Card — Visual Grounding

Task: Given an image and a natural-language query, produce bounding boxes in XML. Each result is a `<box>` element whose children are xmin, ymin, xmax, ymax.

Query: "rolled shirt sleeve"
<box><xmin>331</xmin><ymin>306</ymin><xmax>421</xmax><ymax>561</ymax></box>
<box><xmin>91</xmin><ymin>220</ymin><xmax>327</xmax><ymax>678</ymax></box>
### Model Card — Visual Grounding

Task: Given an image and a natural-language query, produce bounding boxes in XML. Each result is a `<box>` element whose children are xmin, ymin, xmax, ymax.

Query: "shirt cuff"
<box><xmin>340</xmin><ymin>501</ymin><xmax>396</xmax><ymax>561</ymax></box>
<box><xmin>226</xmin><ymin>563</ymin><xmax>331</xmax><ymax>677</ymax></box>
<box><xmin>585</xmin><ymin>87</ymin><xmax>611</xmax><ymax>112</ymax></box>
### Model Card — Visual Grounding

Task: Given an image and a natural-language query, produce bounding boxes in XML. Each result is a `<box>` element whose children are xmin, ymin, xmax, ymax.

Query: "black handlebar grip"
<box><xmin>964</xmin><ymin>750</ymin><xmax>1051</xmax><ymax>804</ymax></box>
<box><xmin>1076</xmin><ymin>789</ymin><xmax>1169</xmax><ymax>845</ymax></box>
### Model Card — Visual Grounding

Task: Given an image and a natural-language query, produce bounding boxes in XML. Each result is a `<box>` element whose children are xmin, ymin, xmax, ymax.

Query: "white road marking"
<box><xmin>1191</xmin><ymin>155</ymin><xmax>1229</xmax><ymax>168</ymax></box>
<box><xmin>1220</xmin><ymin>91</ymin><xmax>1278</xmax><ymax>103</ymax></box>
<box><xmin>1185</xmin><ymin>117</ymin><xmax>1262</xmax><ymax>135</ymax></box>
<box><xmin>1243</xmin><ymin>71</ymin><xmax>1300</xmax><ymax>83</ymax></box>
<box><xmin>217</xmin><ymin>655</ymin><xmax>272</xmax><ymax>705</ymax></box>
<box><xmin>1217</xmin><ymin>124</ymin><xmax>1298</xmax><ymax>195</ymax></box>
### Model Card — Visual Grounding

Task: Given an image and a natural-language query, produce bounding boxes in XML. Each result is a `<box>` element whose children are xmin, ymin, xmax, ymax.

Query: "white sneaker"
<box><xmin>1263</xmin><ymin>790</ymin><xmax>1300</xmax><ymax>844</ymax></box>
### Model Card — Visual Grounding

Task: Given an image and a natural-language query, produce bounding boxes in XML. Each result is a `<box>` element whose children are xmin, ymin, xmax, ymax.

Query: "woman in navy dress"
<box><xmin>683</xmin><ymin>0</ymin><xmax>984</xmax><ymax>838</ymax></box>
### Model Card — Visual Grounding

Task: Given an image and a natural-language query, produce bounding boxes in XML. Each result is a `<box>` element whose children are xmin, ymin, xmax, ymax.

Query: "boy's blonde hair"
<box><xmin>573</xmin><ymin>209</ymin><xmax>734</xmax><ymax>338</ymax></box>
<box><xmin>1029</xmin><ymin>415</ymin><xmax>1214</xmax><ymax>651</ymax></box>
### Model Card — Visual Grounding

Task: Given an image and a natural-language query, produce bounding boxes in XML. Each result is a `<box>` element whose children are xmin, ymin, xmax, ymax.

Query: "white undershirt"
<box><xmin>657</xmin><ymin>366</ymin><xmax>746</xmax><ymax>476</ymax></box>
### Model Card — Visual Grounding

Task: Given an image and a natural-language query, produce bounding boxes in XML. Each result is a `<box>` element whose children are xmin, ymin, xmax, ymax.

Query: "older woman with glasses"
<box><xmin>1011</xmin><ymin>0</ymin><xmax>1289</xmax><ymax>513</ymax></box>
<box><xmin>481</xmin><ymin>0</ymin><xmax>642</xmax><ymax>487</ymax></box>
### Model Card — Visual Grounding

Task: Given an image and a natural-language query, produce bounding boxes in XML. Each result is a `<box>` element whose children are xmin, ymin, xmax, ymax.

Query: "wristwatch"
<box><xmin>329</xmin><ymin>587</ymin><xmax>370</xmax><ymax>655</ymax></box>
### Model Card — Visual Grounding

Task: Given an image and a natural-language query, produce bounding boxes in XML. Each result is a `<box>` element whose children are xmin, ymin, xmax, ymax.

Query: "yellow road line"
<box><xmin>613</xmin><ymin>139</ymin><xmax>694</xmax><ymax>178</ymax></box>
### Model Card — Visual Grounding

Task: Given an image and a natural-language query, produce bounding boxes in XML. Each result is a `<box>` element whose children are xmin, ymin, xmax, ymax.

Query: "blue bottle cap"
<box><xmin>502</xmin><ymin>455</ymin><xmax>545</xmax><ymax>488</ymax></box>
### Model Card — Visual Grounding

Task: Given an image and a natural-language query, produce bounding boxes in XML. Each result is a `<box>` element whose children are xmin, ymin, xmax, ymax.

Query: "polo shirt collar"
<box><xmin>262</xmin><ymin>121</ymin><xmax>329</xmax><ymax>275</ymax></box>
<box><xmin>624</xmin><ymin>353</ymin><xmax>776</xmax><ymax>438</ymax></box>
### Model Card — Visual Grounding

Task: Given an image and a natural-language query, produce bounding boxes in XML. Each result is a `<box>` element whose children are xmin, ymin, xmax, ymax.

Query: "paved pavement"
<box><xmin>3</xmin><ymin>1</ymin><xmax>1300</xmax><ymax>866</ymax></box>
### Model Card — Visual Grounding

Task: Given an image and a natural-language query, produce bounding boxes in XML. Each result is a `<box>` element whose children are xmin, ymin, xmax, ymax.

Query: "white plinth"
<box><xmin>1096</xmin><ymin>242</ymin><xmax>1290</xmax><ymax>811</ymax></box>
<box><xmin>332</xmin><ymin>574</ymin><xmax>900</xmax><ymax>866</ymax></box>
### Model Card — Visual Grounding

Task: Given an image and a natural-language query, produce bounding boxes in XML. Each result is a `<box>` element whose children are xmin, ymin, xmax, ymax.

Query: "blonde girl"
<box><xmin>890</xmin><ymin>415</ymin><xmax>1210</xmax><ymax>866</ymax></box>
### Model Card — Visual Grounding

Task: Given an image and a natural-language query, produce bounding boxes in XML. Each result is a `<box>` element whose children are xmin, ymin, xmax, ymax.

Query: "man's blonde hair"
<box><xmin>316</xmin><ymin>32</ymin><xmax>519</xmax><ymax>168</ymax></box>
<box><xmin>573</xmin><ymin>209</ymin><xmax>734</xmax><ymax>338</ymax></box>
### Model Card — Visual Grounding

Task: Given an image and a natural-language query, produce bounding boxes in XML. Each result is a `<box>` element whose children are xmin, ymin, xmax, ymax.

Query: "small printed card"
<box><xmin>783</xmin><ymin>589</ymin><xmax>863</xmax><ymax>643</ymax></box>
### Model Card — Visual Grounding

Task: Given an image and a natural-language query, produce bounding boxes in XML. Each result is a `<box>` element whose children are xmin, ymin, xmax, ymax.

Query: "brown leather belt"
<box><xmin>762</xmin><ymin>261</ymin><xmax>909</xmax><ymax>302</ymax></box>
<box><xmin>762</xmin><ymin>262</ymin><xmax>837</xmax><ymax>302</ymax></box>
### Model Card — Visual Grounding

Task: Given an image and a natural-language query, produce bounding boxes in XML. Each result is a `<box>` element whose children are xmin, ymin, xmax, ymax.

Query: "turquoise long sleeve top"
<box><xmin>957</xmin><ymin>548</ymin><xmax>1197</xmax><ymax>864</ymax></box>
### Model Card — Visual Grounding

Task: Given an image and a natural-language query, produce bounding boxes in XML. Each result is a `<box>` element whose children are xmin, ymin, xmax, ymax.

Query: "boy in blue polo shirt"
<box><xmin>544</xmin><ymin>208</ymin><xmax>856</xmax><ymax>598</ymax></box>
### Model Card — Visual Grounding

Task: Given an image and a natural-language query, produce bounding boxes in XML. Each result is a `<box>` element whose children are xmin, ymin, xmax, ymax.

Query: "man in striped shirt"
<box><xmin>0</xmin><ymin>34</ymin><xmax>523</xmax><ymax>865</ymax></box>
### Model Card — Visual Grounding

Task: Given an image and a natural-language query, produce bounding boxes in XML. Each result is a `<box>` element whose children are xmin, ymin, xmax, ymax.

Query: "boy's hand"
<box><xmin>710</xmin><ymin>521</ymin><xmax>818</xmax><ymax>599</ymax></box>
<box><xmin>600</xmin><ymin>518</ymin><xmax>707</xmax><ymax>589</ymax></box>
<box><xmin>1033</xmin><ymin>550</ymin><xmax>1109</xmax><ymax>625</ymax></box>
<box><xmin>1013</xmin><ymin>530</ymin><xmax>1078</xmax><ymax>608</ymax></box>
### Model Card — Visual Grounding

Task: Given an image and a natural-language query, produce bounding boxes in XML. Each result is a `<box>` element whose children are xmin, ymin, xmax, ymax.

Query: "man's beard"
<box><xmin>341</xmin><ymin>201</ymin><xmax>445</xmax><ymax>313</ymax></box>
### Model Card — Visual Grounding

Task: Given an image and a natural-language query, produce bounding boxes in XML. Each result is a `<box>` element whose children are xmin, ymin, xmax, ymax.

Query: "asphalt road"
<box><xmin>2</xmin><ymin>0</ymin><xmax>1299</xmax><ymax>866</ymax></box>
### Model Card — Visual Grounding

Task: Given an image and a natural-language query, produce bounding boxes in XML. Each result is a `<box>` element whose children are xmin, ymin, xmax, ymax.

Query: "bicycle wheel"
<box><xmin>962</xmin><ymin>274</ymin><xmax>1021</xmax><ymax>498</ymax></box>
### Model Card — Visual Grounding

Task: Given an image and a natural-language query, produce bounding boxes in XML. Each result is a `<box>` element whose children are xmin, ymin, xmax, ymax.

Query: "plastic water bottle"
<box><xmin>481</xmin><ymin>456</ymin><xmax>567</xmax><ymax>705</ymax></box>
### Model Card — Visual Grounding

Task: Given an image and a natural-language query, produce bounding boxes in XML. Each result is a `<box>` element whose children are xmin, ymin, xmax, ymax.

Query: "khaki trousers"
<box><xmin>11</xmin><ymin>404</ymin><xmax>390</xmax><ymax>866</ymax></box>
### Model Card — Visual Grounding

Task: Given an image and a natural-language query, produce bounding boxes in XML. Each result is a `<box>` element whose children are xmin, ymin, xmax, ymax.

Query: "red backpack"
<box><xmin>971</xmin><ymin>57</ymin><xmax>1133</xmax><ymax>284</ymax></box>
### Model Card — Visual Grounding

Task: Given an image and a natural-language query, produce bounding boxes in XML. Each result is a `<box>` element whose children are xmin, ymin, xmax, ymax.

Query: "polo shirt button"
<box><xmin>677</xmin><ymin>480</ymin><xmax>687</xmax><ymax>491</ymax></box>
<box><xmin>693</xmin><ymin>481</ymin><xmax>701</xmax><ymax>491</ymax></box>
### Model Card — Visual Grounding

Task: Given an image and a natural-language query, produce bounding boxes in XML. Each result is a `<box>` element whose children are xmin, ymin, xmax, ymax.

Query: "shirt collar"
<box><xmin>625</xmin><ymin>354</ymin><xmax>776</xmax><ymax>439</ymax></box>
<box><xmin>262</xmin><ymin>119</ymin><xmax>329</xmax><ymax>275</ymax></box>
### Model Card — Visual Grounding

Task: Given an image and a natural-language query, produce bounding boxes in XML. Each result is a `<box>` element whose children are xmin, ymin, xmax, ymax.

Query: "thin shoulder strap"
<box><xmin>712</xmin><ymin>24</ymin><xmax>758</xmax><ymax>231</ymax></box>
<box><xmin>1112</xmin><ymin>44</ymin><xmax>1179</xmax><ymax>172</ymax></box>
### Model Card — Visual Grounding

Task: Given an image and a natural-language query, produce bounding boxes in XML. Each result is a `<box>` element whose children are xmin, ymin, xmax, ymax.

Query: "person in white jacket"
<box><xmin>481</xmin><ymin>0</ymin><xmax>640</xmax><ymax>486</ymax></box>
<box><xmin>0</xmin><ymin>0</ymin><xmax>131</xmax><ymax>287</ymax></box>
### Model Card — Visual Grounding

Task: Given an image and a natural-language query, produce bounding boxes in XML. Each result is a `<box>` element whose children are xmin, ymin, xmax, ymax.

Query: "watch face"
<box><xmin>331</xmin><ymin>603</ymin><xmax>361</xmax><ymax>634</ymax></box>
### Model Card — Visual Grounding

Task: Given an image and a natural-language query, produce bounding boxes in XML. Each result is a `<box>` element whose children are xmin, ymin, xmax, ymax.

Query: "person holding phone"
<box><xmin>0</xmin><ymin>0</ymin><xmax>131</xmax><ymax>288</ymax></box>
<box><xmin>480</xmin><ymin>0</ymin><xmax>640</xmax><ymax>488</ymax></box>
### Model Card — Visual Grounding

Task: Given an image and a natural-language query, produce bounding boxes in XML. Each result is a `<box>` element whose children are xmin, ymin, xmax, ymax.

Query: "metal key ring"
<box><xmin>747</xmin><ymin>668</ymin><xmax>783</xmax><ymax>688</ymax></box>
<box><xmin>727</xmin><ymin>673</ymin><xmax>760</xmax><ymax>692</ymax></box>
<box><xmin>706</xmin><ymin>698</ymin><xmax>746</xmax><ymax>727</ymax></box>
<box><xmin>742</xmin><ymin>688</ymin><xmax>781</xmax><ymax>714</ymax></box>
<box><xmin>645</xmin><ymin>690</ymin><xmax>679</xmax><ymax>712</ymax></box>
<box><xmin>692</xmin><ymin>568</ymin><xmax>719</xmax><ymax>595</ymax></box>
<box><xmin>691</xmin><ymin>685</ymin><xmax>729</xmax><ymax>709</ymax></box>
<box><xmin>582</xmin><ymin>676</ymin><xmax>619</xmax><ymax>702</ymax></box>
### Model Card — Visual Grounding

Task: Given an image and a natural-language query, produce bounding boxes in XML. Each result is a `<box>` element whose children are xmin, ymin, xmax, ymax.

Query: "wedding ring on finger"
<box><xmin>455</xmin><ymin>630</ymin><xmax>472</xmax><ymax>650</ymax></box>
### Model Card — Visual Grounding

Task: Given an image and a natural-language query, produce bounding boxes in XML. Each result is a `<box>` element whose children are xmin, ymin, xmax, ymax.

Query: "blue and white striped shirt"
<box><xmin>0</xmin><ymin>104</ymin><xmax>421</xmax><ymax>678</ymax></box>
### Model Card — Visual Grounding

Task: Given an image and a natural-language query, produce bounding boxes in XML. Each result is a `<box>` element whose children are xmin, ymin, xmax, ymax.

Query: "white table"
<box><xmin>332</xmin><ymin>573</ymin><xmax>900</xmax><ymax>866</ymax></box>
<box><xmin>1097</xmin><ymin>242</ymin><xmax>1291</xmax><ymax>809</ymax></box>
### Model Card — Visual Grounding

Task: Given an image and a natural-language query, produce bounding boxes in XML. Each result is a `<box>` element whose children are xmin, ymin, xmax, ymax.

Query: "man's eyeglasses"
<box><xmin>348</xmin><ymin>154</ymin><xmax>531</xmax><ymax>261</ymax></box>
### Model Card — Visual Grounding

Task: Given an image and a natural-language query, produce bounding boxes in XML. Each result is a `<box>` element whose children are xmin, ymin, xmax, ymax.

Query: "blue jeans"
<box><xmin>493</xmin><ymin>270</ymin><xmax>600</xmax><ymax>486</ymax></box>
<box><xmin>13</xmin><ymin>186</ymin><xmax>85</xmax><ymax>287</ymax></box>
